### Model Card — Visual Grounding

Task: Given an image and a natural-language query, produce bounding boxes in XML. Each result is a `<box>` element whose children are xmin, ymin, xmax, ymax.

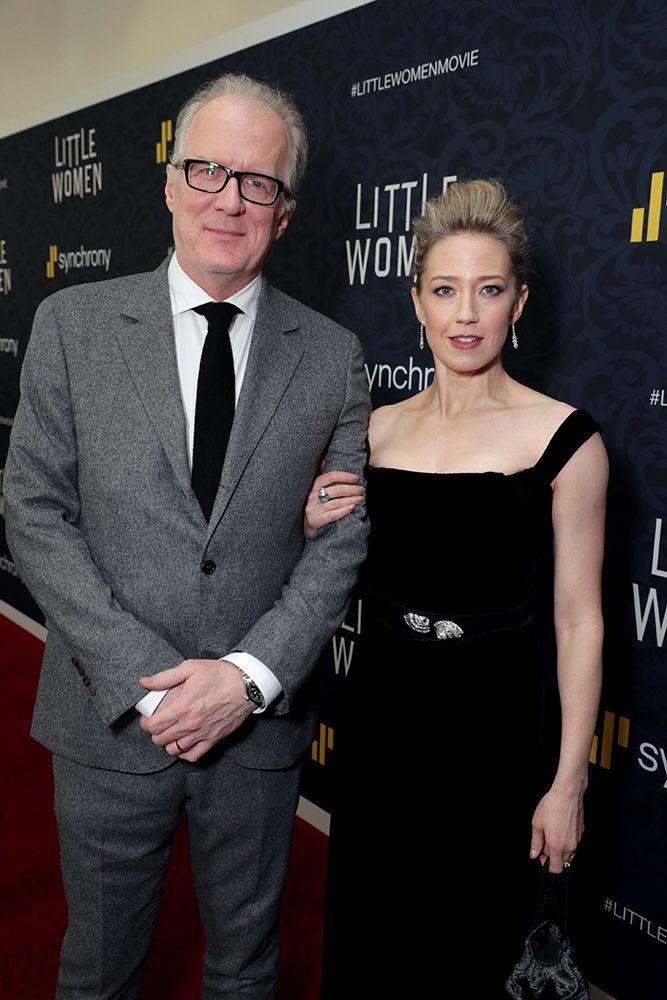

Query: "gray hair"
<box><xmin>171</xmin><ymin>72</ymin><xmax>308</xmax><ymax>211</ymax></box>
<box><xmin>412</xmin><ymin>179</ymin><xmax>529</xmax><ymax>288</ymax></box>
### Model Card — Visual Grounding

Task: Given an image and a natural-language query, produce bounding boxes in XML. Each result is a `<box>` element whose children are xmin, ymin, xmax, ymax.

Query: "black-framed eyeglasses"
<box><xmin>175</xmin><ymin>159</ymin><xmax>287</xmax><ymax>205</ymax></box>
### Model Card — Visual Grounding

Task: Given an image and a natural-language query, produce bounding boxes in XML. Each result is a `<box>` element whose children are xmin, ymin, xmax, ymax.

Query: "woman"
<box><xmin>308</xmin><ymin>179</ymin><xmax>607</xmax><ymax>996</ymax></box>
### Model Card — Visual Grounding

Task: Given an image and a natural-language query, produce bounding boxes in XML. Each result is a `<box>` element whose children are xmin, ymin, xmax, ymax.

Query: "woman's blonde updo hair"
<box><xmin>412</xmin><ymin>178</ymin><xmax>528</xmax><ymax>288</ymax></box>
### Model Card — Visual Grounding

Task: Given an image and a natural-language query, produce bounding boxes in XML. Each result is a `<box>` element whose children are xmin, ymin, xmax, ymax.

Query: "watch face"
<box><xmin>237</xmin><ymin>667</ymin><xmax>265</xmax><ymax>708</ymax></box>
<box><xmin>247</xmin><ymin>681</ymin><xmax>264</xmax><ymax>706</ymax></box>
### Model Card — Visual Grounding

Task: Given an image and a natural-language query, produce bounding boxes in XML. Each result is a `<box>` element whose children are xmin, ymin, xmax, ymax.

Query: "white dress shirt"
<box><xmin>135</xmin><ymin>255</ymin><xmax>283</xmax><ymax>717</ymax></box>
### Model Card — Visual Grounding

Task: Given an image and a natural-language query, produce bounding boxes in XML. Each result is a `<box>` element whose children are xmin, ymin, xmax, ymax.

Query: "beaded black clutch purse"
<box><xmin>505</xmin><ymin>863</ymin><xmax>590</xmax><ymax>1000</ymax></box>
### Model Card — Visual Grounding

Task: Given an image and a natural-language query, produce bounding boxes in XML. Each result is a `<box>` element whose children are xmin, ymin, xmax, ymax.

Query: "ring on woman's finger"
<box><xmin>175</xmin><ymin>739</ymin><xmax>186</xmax><ymax>754</ymax></box>
<box><xmin>317</xmin><ymin>487</ymin><xmax>331</xmax><ymax>503</ymax></box>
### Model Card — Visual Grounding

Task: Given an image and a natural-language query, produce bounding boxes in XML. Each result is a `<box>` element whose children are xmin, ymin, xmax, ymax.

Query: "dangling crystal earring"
<box><xmin>419</xmin><ymin>323</ymin><xmax>425</xmax><ymax>350</ymax></box>
<box><xmin>511</xmin><ymin>322</ymin><xmax>518</xmax><ymax>350</ymax></box>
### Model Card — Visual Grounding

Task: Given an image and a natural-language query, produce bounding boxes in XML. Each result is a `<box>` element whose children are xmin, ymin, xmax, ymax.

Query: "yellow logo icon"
<box><xmin>155</xmin><ymin>120</ymin><xmax>173</xmax><ymax>165</ymax></box>
<box><xmin>311</xmin><ymin>723</ymin><xmax>335</xmax><ymax>766</ymax></box>
<box><xmin>590</xmin><ymin>710</ymin><xmax>630</xmax><ymax>770</ymax></box>
<box><xmin>630</xmin><ymin>171</ymin><xmax>664</xmax><ymax>243</ymax></box>
<box><xmin>46</xmin><ymin>244</ymin><xmax>58</xmax><ymax>279</ymax></box>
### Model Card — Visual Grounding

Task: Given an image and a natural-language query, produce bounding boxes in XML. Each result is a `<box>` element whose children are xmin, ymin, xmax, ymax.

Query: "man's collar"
<box><xmin>168</xmin><ymin>254</ymin><xmax>262</xmax><ymax>321</ymax></box>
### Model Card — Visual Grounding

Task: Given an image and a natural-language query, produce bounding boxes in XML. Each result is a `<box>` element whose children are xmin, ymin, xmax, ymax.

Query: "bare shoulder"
<box><xmin>506</xmin><ymin>382</ymin><xmax>581</xmax><ymax>451</ymax></box>
<box><xmin>370</xmin><ymin>400</ymin><xmax>403</xmax><ymax>427</ymax></box>
<box><xmin>369</xmin><ymin>392</ymin><xmax>424</xmax><ymax>449</ymax></box>
<box><xmin>510</xmin><ymin>382</ymin><xmax>575</xmax><ymax>430</ymax></box>
<box><xmin>504</xmin><ymin>382</ymin><xmax>606</xmax><ymax>474</ymax></box>
<box><xmin>527</xmin><ymin>388</ymin><xmax>608</xmax><ymax>493</ymax></box>
<box><xmin>369</xmin><ymin>402</ymin><xmax>399</xmax><ymax>455</ymax></box>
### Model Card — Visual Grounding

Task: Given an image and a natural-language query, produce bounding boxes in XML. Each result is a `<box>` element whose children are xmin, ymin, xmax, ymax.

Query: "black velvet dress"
<box><xmin>321</xmin><ymin>409</ymin><xmax>600</xmax><ymax>998</ymax></box>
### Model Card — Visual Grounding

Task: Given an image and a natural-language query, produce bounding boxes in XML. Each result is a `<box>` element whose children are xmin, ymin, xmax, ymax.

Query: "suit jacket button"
<box><xmin>89</xmin><ymin>686</ymin><xmax>96</xmax><ymax>696</ymax></box>
<box><xmin>83</xmin><ymin>677</ymin><xmax>91</xmax><ymax>686</ymax></box>
<box><xmin>201</xmin><ymin>559</ymin><xmax>216</xmax><ymax>575</ymax></box>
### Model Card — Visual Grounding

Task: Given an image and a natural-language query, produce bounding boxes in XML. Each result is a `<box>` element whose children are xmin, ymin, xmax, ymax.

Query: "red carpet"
<box><xmin>0</xmin><ymin>614</ymin><xmax>327</xmax><ymax>999</ymax></box>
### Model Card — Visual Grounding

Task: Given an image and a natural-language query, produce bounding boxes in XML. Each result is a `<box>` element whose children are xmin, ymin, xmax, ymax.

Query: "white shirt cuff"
<box><xmin>224</xmin><ymin>651</ymin><xmax>282</xmax><ymax>713</ymax></box>
<box><xmin>135</xmin><ymin>689</ymin><xmax>169</xmax><ymax>717</ymax></box>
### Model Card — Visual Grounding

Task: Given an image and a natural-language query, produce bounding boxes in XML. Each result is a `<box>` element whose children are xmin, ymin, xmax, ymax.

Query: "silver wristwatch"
<box><xmin>236</xmin><ymin>667</ymin><xmax>266</xmax><ymax>710</ymax></box>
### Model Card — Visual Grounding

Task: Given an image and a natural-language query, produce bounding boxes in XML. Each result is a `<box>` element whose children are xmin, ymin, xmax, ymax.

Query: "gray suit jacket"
<box><xmin>5</xmin><ymin>260</ymin><xmax>370</xmax><ymax>773</ymax></box>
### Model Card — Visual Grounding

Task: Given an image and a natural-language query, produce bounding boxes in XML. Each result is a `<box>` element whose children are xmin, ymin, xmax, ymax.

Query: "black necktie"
<box><xmin>191</xmin><ymin>301</ymin><xmax>241</xmax><ymax>521</ymax></box>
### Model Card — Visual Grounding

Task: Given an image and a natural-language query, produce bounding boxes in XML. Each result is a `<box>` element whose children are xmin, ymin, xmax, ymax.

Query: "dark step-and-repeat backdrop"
<box><xmin>0</xmin><ymin>3</ymin><xmax>664</xmax><ymax>996</ymax></box>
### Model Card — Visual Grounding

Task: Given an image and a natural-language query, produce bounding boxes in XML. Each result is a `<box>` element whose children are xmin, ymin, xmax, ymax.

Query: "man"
<box><xmin>5</xmin><ymin>73</ymin><xmax>369</xmax><ymax>998</ymax></box>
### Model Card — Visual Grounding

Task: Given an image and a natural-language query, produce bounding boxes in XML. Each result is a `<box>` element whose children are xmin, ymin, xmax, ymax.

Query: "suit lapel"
<box><xmin>208</xmin><ymin>280</ymin><xmax>305</xmax><ymax>533</ymax></box>
<box><xmin>112</xmin><ymin>261</ymin><xmax>193</xmax><ymax>499</ymax></box>
<box><xmin>110</xmin><ymin>267</ymin><xmax>305</xmax><ymax>529</ymax></box>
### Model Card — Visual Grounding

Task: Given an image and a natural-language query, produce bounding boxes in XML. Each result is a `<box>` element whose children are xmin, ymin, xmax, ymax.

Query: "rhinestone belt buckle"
<box><xmin>403</xmin><ymin>612</ymin><xmax>464</xmax><ymax>639</ymax></box>
<box><xmin>403</xmin><ymin>612</ymin><xmax>430</xmax><ymax>634</ymax></box>
<box><xmin>434</xmin><ymin>619</ymin><xmax>464</xmax><ymax>640</ymax></box>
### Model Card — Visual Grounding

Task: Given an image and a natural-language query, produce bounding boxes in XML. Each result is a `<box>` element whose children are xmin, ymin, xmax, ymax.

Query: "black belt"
<box><xmin>368</xmin><ymin>593</ymin><xmax>532</xmax><ymax>642</ymax></box>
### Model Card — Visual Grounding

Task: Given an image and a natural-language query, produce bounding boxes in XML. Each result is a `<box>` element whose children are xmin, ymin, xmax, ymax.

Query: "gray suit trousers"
<box><xmin>53</xmin><ymin>751</ymin><xmax>302</xmax><ymax>999</ymax></box>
